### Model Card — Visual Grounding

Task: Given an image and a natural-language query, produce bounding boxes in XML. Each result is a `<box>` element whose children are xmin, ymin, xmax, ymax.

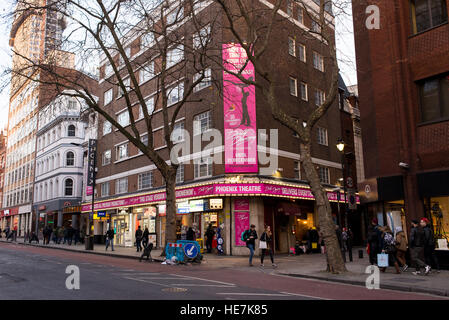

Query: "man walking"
<box><xmin>205</xmin><ymin>224</ymin><xmax>215</xmax><ymax>253</ymax></box>
<box><xmin>422</xmin><ymin>218</ymin><xmax>440</xmax><ymax>273</ymax></box>
<box><xmin>105</xmin><ymin>226</ymin><xmax>115</xmax><ymax>251</ymax></box>
<box><xmin>409</xmin><ymin>220</ymin><xmax>431</xmax><ymax>275</ymax></box>
<box><xmin>135</xmin><ymin>226</ymin><xmax>143</xmax><ymax>252</ymax></box>
<box><xmin>367</xmin><ymin>218</ymin><xmax>382</xmax><ymax>265</ymax></box>
<box><xmin>243</xmin><ymin>224</ymin><xmax>258</xmax><ymax>266</ymax></box>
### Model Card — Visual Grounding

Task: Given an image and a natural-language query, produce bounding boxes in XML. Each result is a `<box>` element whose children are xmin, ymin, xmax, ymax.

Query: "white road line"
<box><xmin>169</xmin><ymin>274</ymin><xmax>236</xmax><ymax>286</ymax></box>
<box><xmin>169</xmin><ymin>284</ymin><xmax>235</xmax><ymax>287</ymax></box>
<box><xmin>123</xmin><ymin>277</ymin><xmax>172</xmax><ymax>288</ymax></box>
<box><xmin>216</xmin><ymin>293</ymin><xmax>290</xmax><ymax>297</ymax></box>
<box><xmin>280</xmin><ymin>291</ymin><xmax>330</xmax><ymax>300</ymax></box>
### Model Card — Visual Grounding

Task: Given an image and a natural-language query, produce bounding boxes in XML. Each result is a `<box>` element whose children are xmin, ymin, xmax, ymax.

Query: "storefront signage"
<box><xmin>82</xmin><ymin>183</ymin><xmax>360</xmax><ymax>212</ymax></box>
<box><xmin>97</xmin><ymin>211</ymin><xmax>106</xmax><ymax>217</ymax></box>
<box><xmin>189</xmin><ymin>200</ymin><xmax>205</xmax><ymax>212</ymax></box>
<box><xmin>235</xmin><ymin>211</ymin><xmax>250</xmax><ymax>247</ymax></box>
<box><xmin>4</xmin><ymin>208</ymin><xmax>19</xmax><ymax>216</ymax></box>
<box><xmin>86</xmin><ymin>139</ymin><xmax>97</xmax><ymax>196</ymax></box>
<box><xmin>39</xmin><ymin>206</ymin><xmax>46</xmax><ymax>211</ymax></box>
<box><xmin>223</xmin><ymin>43</ymin><xmax>258</xmax><ymax>173</ymax></box>
<box><xmin>177</xmin><ymin>201</ymin><xmax>190</xmax><ymax>214</ymax></box>
<box><xmin>209</xmin><ymin>198</ymin><xmax>223</xmax><ymax>210</ymax></box>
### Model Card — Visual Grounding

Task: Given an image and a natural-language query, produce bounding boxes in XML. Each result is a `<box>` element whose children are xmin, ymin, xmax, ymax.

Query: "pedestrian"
<box><xmin>67</xmin><ymin>225</ymin><xmax>74</xmax><ymax>245</ymax></box>
<box><xmin>242</xmin><ymin>224</ymin><xmax>258</xmax><ymax>266</ymax></box>
<box><xmin>306</xmin><ymin>227</ymin><xmax>320</xmax><ymax>254</ymax></box>
<box><xmin>142</xmin><ymin>227</ymin><xmax>149</xmax><ymax>248</ymax></box>
<box><xmin>74</xmin><ymin>228</ymin><xmax>80</xmax><ymax>245</ymax></box>
<box><xmin>379</xmin><ymin>226</ymin><xmax>401</xmax><ymax>274</ymax></box>
<box><xmin>4</xmin><ymin>226</ymin><xmax>10</xmax><ymax>239</ymax></box>
<box><xmin>345</xmin><ymin>227</ymin><xmax>354</xmax><ymax>262</ymax></box>
<box><xmin>205</xmin><ymin>223</ymin><xmax>215</xmax><ymax>253</ymax></box>
<box><xmin>58</xmin><ymin>226</ymin><xmax>64</xmax><ymax>244</ymax></box>
<box><xmin>260</xmin><ymin>225</ymin><xmax>276</xmax><ymax>267</ymax></box>
<box><xmin>52</xmin><ymin>227</ymin><xmax>58</xmax><ymax>244</ymax></box>
<box><xmin>335</xmin><ymin>225</ymin><xmax>346</xmax><ymax>262</ymax></box>
<box><xmin>395</xmin><ymin>226</ymin><xmax>408</xmax><ymax>271</ymax></box>
<box><xmin>367</xmin><ymin>218</ymin><xmax>382</xmax><ymax>265</ymax></box>
<box><xmin>135</xmin><ymin>226</ymin><xmax>143</xmax><ymax>252</ymax></box>
<box><xmin>29</xmin><ymin>230</ymin><xmax>39</xmax><ymax>244</ymax></box>
<box><xmin>409</xmin><ymin>220</ymin><xmax>431</xmax><ymax>275</ymax></box>
<box><xmin>186</xmin><ymin>226</ymin><xmax>195</xmax><ymax>241</ymax></box>
<box><xmin>422</xmin><ymin>218</ymin><xmax>440</xmax><ymax>273</ymax></box>
<box><xmin>80</xmin><ymin>228</ymin><xmax>85</xmax><ymax>244</ymax></box>
<box><xmin>12</xmin><ymin>225</ymin><xmax>18</xmax><ymax>242</ymax></box>
<box><xmin>63</xmin><ymin>225</ymin><xmax>69</xmax><ymax>244</ymax></box>
<box><xmin>105</xmin><ymin>226</ymin><xmax>115</xmax><ymax>251</ymax></box>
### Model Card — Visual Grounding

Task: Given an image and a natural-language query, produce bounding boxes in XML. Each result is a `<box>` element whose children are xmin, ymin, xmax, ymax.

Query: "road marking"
<box><xmin>216</xmin><ymin>293</ymin><xmax>290</xmax><ymax>297</ymax></box>
<box><xmin>169</xmin><ymin>284</ymin><xmax>235</xmax><ymax>287</ymax></box>
<box><xmin>280</xmin><ymin>291</ymin><xmax>330</xmax><ymax>300</ymax></box>
<box><xmin>169</xmin><ymin>274</ymin><xmax>236</xmax><ymax>287</ymax></box>
<box><xmin>123</xmin><ymin>277</ymin><xmax>172</xmax><ymax>288</ymax></box>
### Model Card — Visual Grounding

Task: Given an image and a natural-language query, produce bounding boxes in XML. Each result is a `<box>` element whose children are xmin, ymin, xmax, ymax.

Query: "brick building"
<box><xmin>353</xmin><ymin>0</ymin><xmax>449</xmax><ymax>244</ymax></box>
<box><xmin>83</xmin><ymin>0</ymin><xmax>360</xmax><ymax>254</ymax></box>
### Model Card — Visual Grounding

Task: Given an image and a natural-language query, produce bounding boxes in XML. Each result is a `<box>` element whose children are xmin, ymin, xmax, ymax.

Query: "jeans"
<box><xmin>106</xmin><ymin>238</ymin><xmax>114</xmax><ymax>251</ymax></box>
<box><xmin>248</xmin><ymin>243</ymin><xmax>255</xmax><ymax>264</ymax></box>
<box><xmin>424</xmin><ymin>246</ymin><xmax>440</xmax><ymax>270</ymax></box>
<box><xmin>410</xmin><ymin>247</ymin><xmax>427</xmax><ymax>271</ymax></box>
<box><xmin>261</xmin><ymin>248</ymin><xmax>274</xmax><ymax>264</ymax></box>
<box><xmin>136</xmin><ymin>239</ymin><xmax>142</xmax><ymax>252</ymax></box>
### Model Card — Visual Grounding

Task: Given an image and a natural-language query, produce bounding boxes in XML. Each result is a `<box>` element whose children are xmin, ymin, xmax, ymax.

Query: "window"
<box><xmin>315</xmin><ymin>89</ymin><xmax>325</xmax><ymax>106</ymax></box>
<box><xmin>194</xmin><ymin>157</ymin><xmax>212</xmax><ymax>178</ymax></box>
<box><xmin>288</xmin><ymin>37</ymin><xmax>296</xmax><ymax>56</ymax></box>
<box><xmin>101</xmin><ymin>182</ymin><xmax>110</xmax><ymax>197</ymax></box>
<box><xmin>141</xmin><ymin>33</ymin><xmax>154</xmax><ymax>50</ymax></box>
<box><xmin>142</xmin><ymin>134</ymin><xmax>149</xmax><ymax>147</ymax></box>
<box><xmin>139</xmin><ymin>62</ymin><xmax>154</xmax><ymax>84</ymax></box>
<box><xmin>167</xmin><ymin>45</ymin><xmax>184</xmax><ymax>68</ymax></box>
<box><xmin>116</xmin><ymin>143</ymin><xmax>128</xmax><ymax>160</ymax></box>
<box><xmin>67</xmin><ymin>124</ymin><xmax>76</xmax><ymax>137</ymax></box>
<box><xmin>313</xmin><ymin>51</ymin><xmax>324</xmax><ymax>72</ymax></box>
<box><xmin>171</xmin><ymin>121</ymin><xmax>185</xmax><ymax>143</ymax></box>
<box><xmin>138</xmin><ymin>172</ymin><xmax>153</xmax><ymax>190</ymax></box>
<box><xmin>102</xmin><ymin>150</ymin><xmax>111</xmax><ymax>165</ymax></box>
<box><xmin>167</xmin><ymin>7</ymin><xmax>183</xmax><ymax>25</ymax></box>
<box><xmin>411</xmin><ymin>0</ymin><xmax>448</xmax><ymax>34</ymax></box>
<box><xmin>167</xmin><ymin>82</ymin><xmax>184</xmax><ymax>105</ymax></box>
<box><xmin>298</xmin><ymin>44</ymin><xmax>306</xmax><ymax>62</ymax></box>
<box><xmin>193</xmin><ymin>0</ymin><xmax>208</xmax><ymax>12</ymax></box>
<box><xmin>287</xmin><ymin>0</ymin><xmax>293</xmax><ymax>16</ymax></box>
<box><xmin>193</xmin><ymin>25</ymin><xmax>211</xmax><ymax>49</ymax></box>
<box><xmin>103</xmin><ymin>120</ymin><xmax>112</xmax><ymax>135</ymax></box>
<box><xmin>317</xmin><ymin>127</ymin><xmax>328</xmax><ymax>146</ymax></box>
<box><xmin>66</xmin><ymin>151</ymin><xmax>75</xmax><ymax>166</ymax></box>
<box><xmin>118</xmin><ymin>78</ymin><xmax>130</xmax><ymax>97</ymax></box>
<box><xmin>65</xmin><ymin>179</ymin><xmax>73</xmax><ymax>196</ymax></box>
<box><xmin>193</xmin><ymin>68</ymin><xmax>212</xmax><ymax>92</ymax></box>
<box><xmin>176</xmin><ymin>164</ymin><xmax>184</xmax><ymax>183</ymax></box>
<box><xmin>318</xmin><ymin>167</ymin><xmax>330</xmax><ymax>184</ymax></box>
<box><xmin>289</xmin><ymin>77</ymin><xmax>297</xmax><ymax>96</ymax></box>
<box><xmin>294</xmin><ymin>161</ymin><xmax>301</xmax><ymax>179</ymax></box>
<box><xmin>68</xmin><ymin>99</ymin><xmax>77</xmax><ymax>110</ymax></box>
<box><xmin>311</xmin><ymin>20</ymin><xmax>322</xmax><ymax>33</ymax></box>
<box><xmin>193</xmin><ymin>111</ymin><xmax>212</xmax><ymax>135</ymax></box>
<box><xmin>419</xmin><ymin>74</ymin><xmax>449</xmax><ymax>122</ymax></box>
<box><xmin>300</xmin><ymin>82</ymin><xmax>308</xmax><ymax>101</ymax></box>
<box><xmin>297</xmin><ymin>6</ymin><xmax>304</xmax><ymax>24</ymax></box>
<box><xmin>104</xmin><ymin>88</ymin><xmax>113</xmax><ymax>105</ymax></box>
<box><xmin>140</xmin><ymin>97</ymin><xmax>155</xmax><ymax>118</ymax></box>
<box><xmin>104</xmin><ymin>63</ymin><xmax>113</xmax><ymax>77</ymax></box>
<box><xmin>115</xmin><ymin>177</ymin><xmax>128</xmax><ymax>194</ymax></box>
<box><xmin>117</xmin><ymin>110</ymin><xmax>130</xmax><ymax>127</ymax></box>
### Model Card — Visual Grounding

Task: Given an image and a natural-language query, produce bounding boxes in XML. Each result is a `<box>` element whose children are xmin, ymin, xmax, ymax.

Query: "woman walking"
<box><xmin>380</xmin><ymin>226</ymin><xmax>401</xmax><ymax>274</ymax></box>
<box><xmin>395</xmin><ymin>226</ymin><xmax>408</xmax><ymax>271</ymax></box>
<box><xmin>260</xmin><ymin>226</ymin><xmax>277</xmax><ymax>268</ymax></box>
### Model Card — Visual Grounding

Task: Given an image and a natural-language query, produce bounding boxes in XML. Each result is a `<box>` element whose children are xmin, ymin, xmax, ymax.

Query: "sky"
<box><xmin>0</xmin><ymin>0</ymin><xmax>358</xmax><ymax>133</ymax></box>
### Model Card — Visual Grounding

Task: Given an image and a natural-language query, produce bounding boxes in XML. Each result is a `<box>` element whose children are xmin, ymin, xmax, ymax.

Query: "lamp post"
<box><xmin>336</xmin><ymin>139</ymin><xmax>349</xmax><ymax>230</ymax></box>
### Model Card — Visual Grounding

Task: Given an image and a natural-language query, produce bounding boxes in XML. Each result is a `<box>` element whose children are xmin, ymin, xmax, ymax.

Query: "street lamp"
<box><xmin>336</xmin><ymin>138</ymin><xmax>348</xmax><ymax>230</ymax></box>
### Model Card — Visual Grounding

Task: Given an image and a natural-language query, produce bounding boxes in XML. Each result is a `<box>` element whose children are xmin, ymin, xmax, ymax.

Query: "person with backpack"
<box><xmin>379</xmin><ymin>226</ymin><xmax>401</xmax><ymax>274</ymax></box>
<box><xmin>422</xmin><ymin>218</ymin><xmax>440</xmax><ymax>273</ymax></box>
<box><xmin>242</xmin><ymin>224</ymin><xmax>258</xmax><ymax>266</ymax></box>
<box><xmin>367</xmin><ymin>218</ymin><xmax>382</xmax><ymax>265</ymax></box>
<box><xmin>395</xmin><ymin>226</ymin><xmax>408</xmax><ymax>271</ymax></box>
<box><xmin>409</xmin><ymin>220</ymin><xmax>431</xmax><ymax>275</ymax></box>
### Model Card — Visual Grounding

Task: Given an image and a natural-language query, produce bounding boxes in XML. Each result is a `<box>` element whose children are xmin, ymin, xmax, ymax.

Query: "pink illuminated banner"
<box><xmin>223</xmin><ymin>44</ymin><xmax>258</xmax><ymax>173</ymax></box>
<box><xmin>82</xmin><ymin>183</ymin><xmax>360</xmax><ymax>212</ymax></box>
<box><xmin>235</xmin><ymin>211</ymin><xmax>250</xmax><ymax>246</ymax></box>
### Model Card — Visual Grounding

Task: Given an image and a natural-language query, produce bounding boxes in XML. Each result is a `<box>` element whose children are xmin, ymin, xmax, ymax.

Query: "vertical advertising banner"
<box><xmin>223</xmin><ymin>44</ymin><xmax>258</xmax><ymax>173</ymax></box>
<box><xmin>86</xmin><ymin>139</ymin><xmax>97</xmax><ymax>196</ymax></box>
<box><xmin>234</xmin><ymin>198</ymin><xmax>250</xmax><ymax>246</ymax></box>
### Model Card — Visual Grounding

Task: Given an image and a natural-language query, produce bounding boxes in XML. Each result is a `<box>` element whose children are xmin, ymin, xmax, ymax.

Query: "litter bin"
<box><xmin>85</xmin><ymin>236</ymin><xmax>94</xmax><ymax>250</ymax></box>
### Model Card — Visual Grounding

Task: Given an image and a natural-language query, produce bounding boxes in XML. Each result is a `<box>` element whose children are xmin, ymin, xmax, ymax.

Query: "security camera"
<box><xmin>398</xmin><ymin>162</ymin><xmax>409</xmax><ymax>169</ymax></box>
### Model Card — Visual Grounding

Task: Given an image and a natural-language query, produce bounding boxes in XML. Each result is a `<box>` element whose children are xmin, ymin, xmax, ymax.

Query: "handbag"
<box><xmin>377</xmin><ymin>253</ymin><xmax>389</xmax><ymax>267</ymax></box>
<box><xmin>259</xmin><ymin>240</ymin><xmax>267</xmax><ymax>249</ymax></box>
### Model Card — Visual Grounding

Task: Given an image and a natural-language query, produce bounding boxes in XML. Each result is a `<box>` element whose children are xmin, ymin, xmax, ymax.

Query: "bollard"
<box><xmin>359</xmin><ymin>249</ymin><xmax>363</xmax><ymax>259</ymax></box>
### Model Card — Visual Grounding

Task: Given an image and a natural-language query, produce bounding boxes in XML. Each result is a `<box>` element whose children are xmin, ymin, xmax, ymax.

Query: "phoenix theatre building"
<box><xmin>82</xmin><ymin>0</ymin><xmax>361</xmax><ymax>254</ymax></box>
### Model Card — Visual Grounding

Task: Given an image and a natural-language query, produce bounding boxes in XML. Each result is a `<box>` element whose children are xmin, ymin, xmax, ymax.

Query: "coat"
<box><xmin>395</xmin><ymin>231</ymin><xmax>407</xmax><ymax>252</ymax></box>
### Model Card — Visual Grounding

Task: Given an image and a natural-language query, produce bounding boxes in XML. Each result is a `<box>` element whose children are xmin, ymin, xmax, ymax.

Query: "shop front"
<box><xmin>110</xmin><ymin>207</ymin><xmax>134</xmax><ymax>247</ymax></box>
<box><xmin>134</xmin><ymin>206</ymin><xmax>157</xmax><ymax>247</ymax></box>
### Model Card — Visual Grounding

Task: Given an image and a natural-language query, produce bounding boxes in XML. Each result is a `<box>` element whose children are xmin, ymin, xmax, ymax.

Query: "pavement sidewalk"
<box><xmin>2</xmin><ymin>238</ymin><xmax>448</xmax><ymax>297</ymax></box>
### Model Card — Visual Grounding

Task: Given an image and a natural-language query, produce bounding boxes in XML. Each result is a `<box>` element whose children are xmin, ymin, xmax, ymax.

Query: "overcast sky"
<box><xmin>0</xmin><ymin>0</ymin><xmax>358</xmax><ymax>133</ymax></box>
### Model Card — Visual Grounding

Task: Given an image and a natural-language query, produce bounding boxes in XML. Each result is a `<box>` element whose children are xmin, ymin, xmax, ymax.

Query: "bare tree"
<box><xmin>5</xmin><ymin>0</ymin><xmax>219</xmax><ymax>251</ymax></box>
<box><xmin>212</xmin><ymin>0</ymin><xmax>347</xmax><ymax>273</ymax></box>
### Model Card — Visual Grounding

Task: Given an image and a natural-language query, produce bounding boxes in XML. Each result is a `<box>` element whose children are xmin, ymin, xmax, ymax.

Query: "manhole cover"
<box><xmin>162</xmin><ymin>287</ymin><xmax>188</xmax><ymax>293</ymax></box>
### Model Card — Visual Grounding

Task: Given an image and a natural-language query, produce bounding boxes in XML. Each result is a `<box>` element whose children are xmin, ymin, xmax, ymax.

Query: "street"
<box><xmin>0</xmin><ymin>242</ymin><xmax>445</xmax><ymax>300</ymax></box>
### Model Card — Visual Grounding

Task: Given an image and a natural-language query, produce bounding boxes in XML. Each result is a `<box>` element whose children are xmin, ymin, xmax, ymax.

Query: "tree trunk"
<box><xmin>300</xmin><ymin>142</ymin><xmax>347</xmax><ymax>273</ymax></box>
<box><xmin>162</xmin><ymin>168</ymin><xmax>178</xmax><ymax>256</ymax></box>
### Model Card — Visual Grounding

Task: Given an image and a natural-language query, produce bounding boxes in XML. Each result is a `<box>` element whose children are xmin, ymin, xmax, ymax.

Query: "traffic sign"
<box><xmin>184</xmin><ymin>243</ymin><xmax>199</xmax><ymax>258</ymax></box>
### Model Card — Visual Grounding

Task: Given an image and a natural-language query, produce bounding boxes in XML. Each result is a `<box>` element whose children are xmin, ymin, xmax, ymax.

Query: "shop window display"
<box><xmin>430</xmin><ymin>197</ymin><xmax>449</xmax><ymax>249</ymax></box>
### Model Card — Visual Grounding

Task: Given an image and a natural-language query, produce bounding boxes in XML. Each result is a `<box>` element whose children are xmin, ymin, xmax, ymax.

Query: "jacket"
<box><xmin>423</xmin><ymin>226</ymin><xmax>435</xmax><ymax>248</ymax></box>
<box><xmin>367</xmin><ymin>224</ymin><xmax>382</xmax><ymax>248</ymax></box>
<box><xmin>260</xmin><ymin>231</ymin><xmax>272</xmax><ymax>249</ymax></box>
<box><xmin>409</xmin><ymin>226</ymin><xmax>425</xmax><ymax>248</ymax></box>
<box><xmin>395</xmin><ymin>231</ymin><xmax>407</xmax><ymax>252</ymax></box>
<box><xmin>106</xmin><ymin>229</ymin><xmax>115</xmax><ymax>239</ymax></box>
<box><xmin>245</xmin><ymin>229</ymin><xmax>258</xmax><ymax>247</ymax></box>
<box><xmin>135</xmin><ymin>229</ymin><xmax>143</xmax><ymax>240</ymax></box>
